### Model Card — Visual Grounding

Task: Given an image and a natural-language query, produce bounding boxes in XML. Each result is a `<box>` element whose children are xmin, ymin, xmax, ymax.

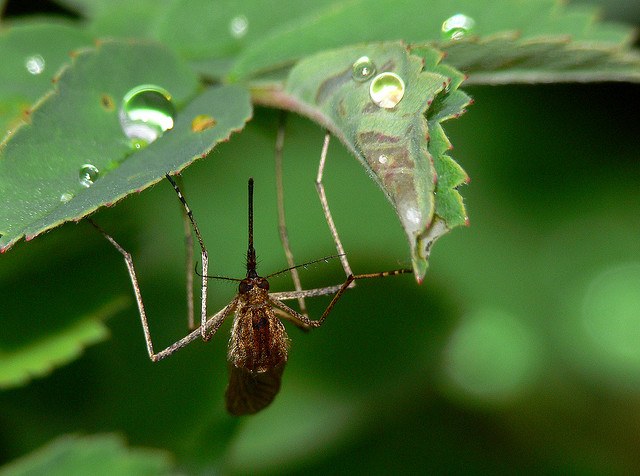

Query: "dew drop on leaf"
<box><xmin>369</xmin><ymin>72</ymin><xmax>405</xmax><ymax>108</ymax></box>
<box><xmin>441</xmin><ymin>13</ymin><xmax>475</xmax><ymax>40</ymax></box>
<box><xmin>119</xmin><ymin>84</ymin><xmax>176</xmax><ymax>147</ymax></box>
<box><xmin>60</xmin><ymin>192</ymin><xmax>74</xmax><ymax>203</ymax></box>
<box><xmin>25</xmin><ymin>54</ymin><xmax>45</xmax><ymax>75</ymax></box>
<box><xmin>351</xmin><ymin>56</ymin><xmax>377</xmax><ymax>82</ymax></box>
<box><xmin>378</xmin><ymin>154</ymin><xmax>389</xmax><ymax>165</ymax></box>
<box><xmin>79</xmin><ymin>164</ymin><xmax>100</xmax><ymax>188</ymax></box>
<box><xmin>230</xmin><ymin>15</ymin><xmax>249</xmax><ymax>38</ymax></box>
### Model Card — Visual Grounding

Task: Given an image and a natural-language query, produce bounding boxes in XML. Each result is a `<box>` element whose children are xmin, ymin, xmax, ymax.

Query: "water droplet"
<box><xmin>131</xmin><ymin>138</ymin><xmax>148</xmax><ymax>150</ymax></box>
<box><xmin>351</xmin><ymin>56</ymin><xmax>376</xmax><ymax>82</ymax></box>
<box><xmin>230</xmin><ymin>15</ymin><xmax>249</xmax><ymax>38</ymax></box>
<box><xmin>79</xmin><ymin>164</ymin><xmax>100</xmax><ymax>188</ymax></box>
<box><xmin>60</xmin><ymin>192</ymin><xmax>74</xmax><ymax>203</ymax></box>
<box><xmin>441</xmin><ymin>14</ymin><xmax>475</xmax><ymax>40</ymax></box>
<box><xmin>191</xmin><ymin>114</ymin><xmax>218</xmax><ymax>132</ymax></box>
<box><xmin>370</xmin><ymin>72</ymin><xmax>405</xmax><ymax>109</ymax></box>
<box><xmin>378</xmin><ymin>154</ymin><xmax>389</xmax><ymax>165</ymax></box>
<box><xmin>119</xmin><ymin>84</ymin><xmax>176</xmax><ymax>146</ymax></box>
<box><xmin>25</xmin><ymin>54</ymin><xmax>45</xmax><ymax>75</ymax></box>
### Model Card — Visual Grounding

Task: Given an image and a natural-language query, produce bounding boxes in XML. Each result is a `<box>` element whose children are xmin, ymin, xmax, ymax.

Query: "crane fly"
<box><xmin>91</xmin><ymin>175</ymin><xmax>411</xmax><ymax>415</ymax></box>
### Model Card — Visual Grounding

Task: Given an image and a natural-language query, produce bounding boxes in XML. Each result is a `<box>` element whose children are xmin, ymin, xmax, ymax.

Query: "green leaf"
<box><xmin>0</xmin><ymin>23</ymin><xmax>93</xmax><ymax>136</ymax></box>
<box><xmin>225</xmin><ymin>0</ymin><xmax>638</xmax><ymax>83</ymax></box>
<box><xmin>0</xmin><ymin>434</ymin><xmax>173</xmax><ymax>476</ymax></box>
<box><xmin>155</xmin><ymin>0</ymin><xmax>337</xmax><ymax>61</ymax></box>
<box><xmin>253</xmin><ymin>42</ymin><xmax>470</xmax><ymax>280</ymax></box>
<box><xmin>0</xmin><ymin>297</ymin><xmax>127</xmax><ymax>389</ymax></box>
<box><xmin>56</xmin><ymin>1</ymin><xmax>639</xmax><ymax>84</ymax></box>
<box><xmin>0</xmin><ymin>40</ymin><xmax>253</xmax><ymax>251</ymax></box>
<box><xmin>444</xmin><ymin>34</ymin><xmax>640</xmax><ymax>84</ymax></box>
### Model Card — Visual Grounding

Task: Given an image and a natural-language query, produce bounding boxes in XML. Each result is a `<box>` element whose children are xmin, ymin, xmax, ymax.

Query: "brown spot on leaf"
<box><xmin>379</xmin><ymin>60</ymin><xmax>397</xmax><ymax>72</ymax></box>
<box><xmin>21</xmin><ymin>109</ymin><xmax>32</xmax><ymax>124</ymax></box>
<box><xmin>316</xmin><ymin>68</ymin><xmax>351</xmax><ymax>104</ymax></box>
<box><xmin>100</xmin><ymin>94</ymin><xmax>115</xmax><ymax>111</ymax></box>
<box><xmin>191</xmin><ymin>114</ymin><xmax>217</xmax><ymax>132</ymax></box>
<box><xmin>359</xmin><ymin>131</ymin><xmax>401</xmax><ymax>144</ymax></box>
<box><xmin>337</xmin><ymin>99</ymin><xmax>347</xmax><ymax>118</ymax></box>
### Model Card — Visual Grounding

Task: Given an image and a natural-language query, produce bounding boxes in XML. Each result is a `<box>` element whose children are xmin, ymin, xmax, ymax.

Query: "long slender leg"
<box><xmin>315</xmin><ymin>132</ymin><xmax>353</xmax><ymax>280</ymax></box>
<box><xmin>174</xmin><ymin>175</ymin><xmax>196</xmax><ymax>330</ymax></box>
<box><xmin>270</xmin><ymin>268</ymin><xmax>412</xmax><ymax>330</ymax></box>
<box><xmin>274</xmin><ymin>113</ymin><xmax>308</xmax><ymax>315</ymax></box>
<box><xmin>88</xmin><ymin>218</ymin><xmax>232</xmax><ymax>361</ymax></box>
<box><xmin>151</xmin><ymin>302</ymin><xmax>237</xmax><ymax>361</ymax></box>
<box><xmin>164</xmin><ymin>174</ymin><xmax>211</xmax><ymax>341</ymax></box>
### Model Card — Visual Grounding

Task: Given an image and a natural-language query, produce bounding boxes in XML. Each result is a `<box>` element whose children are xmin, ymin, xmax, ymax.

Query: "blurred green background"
<box><xmin>1</xmin><ymin>1</ymin><xmax>640</xmax><ymax>474</ymax></box>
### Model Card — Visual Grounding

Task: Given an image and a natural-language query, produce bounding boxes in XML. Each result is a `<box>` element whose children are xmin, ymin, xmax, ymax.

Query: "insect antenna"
<box><xmin>266</xmin><ymin>254</ymin><xmax>344</xmax><ymax>279</ymax></box>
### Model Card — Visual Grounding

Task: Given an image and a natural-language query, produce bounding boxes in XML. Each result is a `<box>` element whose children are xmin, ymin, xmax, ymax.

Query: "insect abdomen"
<box><xmin>228</xmin><ymin>306</ymin><xmax>289</xmax><ymax>373</ymax></box>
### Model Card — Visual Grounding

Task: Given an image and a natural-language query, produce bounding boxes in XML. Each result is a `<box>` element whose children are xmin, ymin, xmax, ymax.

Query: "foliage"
<box><xmin>0</xmin><ymin>0</ymin><xmax>639</xmax><ymax>474</ymax></box>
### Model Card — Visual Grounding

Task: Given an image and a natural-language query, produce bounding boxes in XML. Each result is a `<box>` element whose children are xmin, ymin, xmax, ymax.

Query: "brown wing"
<box><xmin>228</xmin><ymin>305</ymin><xmax>289</xmax><ymax>373</ymax></box>
<box><xmin>225</xmin><ymin>362</ymin><xmax>285</xmax><ymax>416</ymax></box>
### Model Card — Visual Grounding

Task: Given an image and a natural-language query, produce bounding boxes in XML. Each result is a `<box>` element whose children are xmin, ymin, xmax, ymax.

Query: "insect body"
<box><xmin>222</xmin><ymin>189</ymin><xmax>290</xmax><ymax>415</ymax></box>
<box><xmin>226</xmin><ymin>276</ymin><xmax>288</xmax><ymax>414</ymax></box>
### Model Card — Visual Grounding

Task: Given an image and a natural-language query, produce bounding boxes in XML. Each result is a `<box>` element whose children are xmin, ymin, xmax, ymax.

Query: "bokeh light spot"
<box><xmin>582</xmin><ymin>263</ymin><xmax>640</xmax><ymax>369</ymax></box>
<box><xmin>443</xmin><ymin>308</ymin><xmax>540</xmax><ymax>402</ymax></box>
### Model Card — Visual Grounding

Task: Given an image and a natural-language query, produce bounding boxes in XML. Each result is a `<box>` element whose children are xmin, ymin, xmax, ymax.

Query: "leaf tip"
<box><xmin>412</xmin><ymin>217</ymin><xmax>451</xmax><ymax>282</ymax></box>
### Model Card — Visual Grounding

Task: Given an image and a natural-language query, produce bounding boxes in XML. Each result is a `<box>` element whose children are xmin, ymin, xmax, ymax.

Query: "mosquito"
<box><xmin>90</xmin><ymin>175</ymin><xmax>411</xmax><ymax>415</ymax></box>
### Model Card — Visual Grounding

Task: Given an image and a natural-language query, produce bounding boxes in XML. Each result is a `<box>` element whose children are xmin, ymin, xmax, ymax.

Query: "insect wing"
<box><xmin>225</xmin><ymin>362</ymin><xmax>285</xmax><ymax>415</ymax></box>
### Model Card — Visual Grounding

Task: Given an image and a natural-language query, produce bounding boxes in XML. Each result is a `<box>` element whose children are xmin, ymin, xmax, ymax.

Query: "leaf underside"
<box><xmin>253</xmin><ymin>42</ymin><xmax>471</xmax><ymax>280</ymax></box>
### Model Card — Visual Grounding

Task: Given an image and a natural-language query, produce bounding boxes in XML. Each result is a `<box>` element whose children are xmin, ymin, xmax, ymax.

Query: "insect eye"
<box><xmin>257</xmin><ymin>278</ymin><xmax>270</xmax><ymax>290</ymax></box>
<box><xmin>239</xmin><ymin>280</ymin><xmax>253</xmax><ymax>293</ymax></box>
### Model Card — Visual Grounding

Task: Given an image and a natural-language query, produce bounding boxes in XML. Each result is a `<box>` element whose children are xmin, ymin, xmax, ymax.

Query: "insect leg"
<box><xmin>315</xmin><ymin>131</ymin><xmax>353</xmax><ymax>281</ymax></box>
<box><xmin>269</xmin><ymin>268</ymin><xmax>412</xmax><ymax>330</ymax></box>
<box><xmin>172</xmin><ymin>174</ymin><xmax>196</xmax><ymax>330</ymax></box>
<box><xmin>89</xmin><ymin>219</ymin><xmax>226</xmax><ymax>361</ymax></box>
<box><xmin>274</xmin><ymin>113</ymin><xmax>308</xmax><ymax>315</ymax></box>
<box><xmin>164</xmin><ymin>174</ymin><xmax>211</xmax><ymax>341</ymax></box>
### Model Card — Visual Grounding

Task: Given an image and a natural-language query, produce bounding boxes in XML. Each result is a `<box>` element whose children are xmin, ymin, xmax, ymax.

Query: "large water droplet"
<box><xmin>441</xmin><ymin>14</ymin><xmax>475</xmax><ymax>40</ymax></box>
<box><xmin>79</xmin><ymin>164</ymin><xmax>100</xmax><ymax>188</ymax></box>
<box><xmin>351</xmin><ymin>56</ymin><xmax>376</xmax><ymax>82</ymax></box>
<box><xmin>369</xmin><ymin>72</ymin><xmax>405</xmax><ymax>109</ymax></box>
<box><xmin>119</xmin><ymin>84</ymin><xmax>176</xmax><ymax>147</ymax></box>
<box><xmin>25</xmin><ymin>54</ymin><xmax>45</xmax><ymax>75</ymax></box>
<box><xmin>230</xmin><ymin>15</ymin><xmax>249</xmax><ymax>38</ymax></box>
